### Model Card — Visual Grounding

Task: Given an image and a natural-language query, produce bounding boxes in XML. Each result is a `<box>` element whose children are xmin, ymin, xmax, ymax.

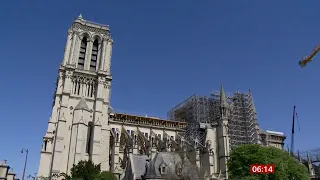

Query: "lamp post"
<box><xmin>21</xmin><ymin>149</ymin><xmax>28</xmax><ymax>180</ymax></box>
<box><xmin>27</xmin><ymin>173</ymin><xmax>37</xmax><ymax>180</ymax></box>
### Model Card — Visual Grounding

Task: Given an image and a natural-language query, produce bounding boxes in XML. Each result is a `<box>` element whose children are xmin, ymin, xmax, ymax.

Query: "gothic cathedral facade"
<box><xmin>38</xmin><ymin>15</ymin><xmax>113</xmax><ymax>177</ymax></box>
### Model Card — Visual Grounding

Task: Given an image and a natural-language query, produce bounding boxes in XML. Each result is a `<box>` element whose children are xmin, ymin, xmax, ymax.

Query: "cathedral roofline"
<box><xmin>73</xmin><ymin>14</ymin><xmax>110</xmax><ymax>31</ymax></box>
<box><xmin>111</xmin><ymin>112</ymin><xmax>187</xmax><ymax>124</ymax></box>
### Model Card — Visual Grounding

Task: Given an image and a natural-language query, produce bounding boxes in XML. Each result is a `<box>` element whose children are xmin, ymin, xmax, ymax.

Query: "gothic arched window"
<box><xmin>90</xmin><ymin>39</ymin><xmax>99</xmax><ymax>71</ymax></box>
<box><xmin>86</xmin><ymin>121</ymin><xmax>93</xmax><ymax>154</ymax></box>
<box><xmin>78</xmin><ymin>37</ymin><xmax>87</xmax><ymax>70</ymax></box>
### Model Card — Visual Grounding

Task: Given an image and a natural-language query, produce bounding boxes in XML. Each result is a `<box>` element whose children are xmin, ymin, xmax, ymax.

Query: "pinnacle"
<box><xmin>220</xmin><ymin>84</ymin><xmax>227</xmax><ymax>106</ymax></box>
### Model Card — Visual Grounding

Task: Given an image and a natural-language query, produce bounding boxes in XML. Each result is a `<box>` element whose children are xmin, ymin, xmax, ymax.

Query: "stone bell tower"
<box><xmin>37</xmin><ymin>15</ymin><xmax>113</xmax><ymax>178</ymax></box>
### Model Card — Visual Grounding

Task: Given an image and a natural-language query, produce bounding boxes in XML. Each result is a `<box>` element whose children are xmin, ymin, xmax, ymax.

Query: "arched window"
<box><xmin>86</xmin><ymin>121</ymin><xmax>93</xmax><ymax>154</ymax></box>
<box><xmin>90</xmin><ymin>39</ymin><xmax>99</xmax><ymax>71</ymax></box>
<box><xmin>78</xmin><ymin>37</ymin><xmax>87</xmax><ymax>70</ymax></box>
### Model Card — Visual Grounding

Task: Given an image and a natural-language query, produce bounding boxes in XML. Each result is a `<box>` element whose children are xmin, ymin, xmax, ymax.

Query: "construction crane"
<box><xmin>298</xmin><ymin>44</ymin><xmax>320</xmax><ymax>68</ymax></box>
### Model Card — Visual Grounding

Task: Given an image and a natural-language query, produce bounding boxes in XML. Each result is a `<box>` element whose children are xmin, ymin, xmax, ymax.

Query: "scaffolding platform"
<box><xmin>167</xmin><ymin>90</ymin><xmax>260</xmax><ymax>149</ymax></box>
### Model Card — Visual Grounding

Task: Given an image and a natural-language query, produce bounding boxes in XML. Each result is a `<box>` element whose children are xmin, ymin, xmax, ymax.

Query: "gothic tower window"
<box><xmin>78</xmin><ymin>37</ymin><xmax>87</xmax><ymax>70</ymax></box>
<box><xmin>86</xmin><ymin>121</ymin><xmax>93</xmax><ymax>154</ymax></box>
<box><xmin>44</xmin><ymin>139</ymin><xmax>48</xmax><ymax>151</ymax></box>
<box><xmin>90</xmin><ymin>39</ymin><xmax>99</xmax><ymax>71</ymax></box>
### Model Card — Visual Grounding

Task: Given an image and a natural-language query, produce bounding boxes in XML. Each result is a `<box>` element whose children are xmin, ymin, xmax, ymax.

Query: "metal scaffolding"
<box><xmin>167</xmin><ymin>95</ymin><xmax>214</xmax><ymax>124</ymax></box>
<box><xmin>223</xmin><ymin>91</ymin><xmax>260</xmax><ymax>149</ymax></box>
<box><xmin>167</xmin><ymin>90</ymin><xmax>260</xmax><ymax>150</ymax></box>
<box><xmin>167</xmin><ymin>95</ymin><xmax>214</xmax><ymax>147</ymax></box>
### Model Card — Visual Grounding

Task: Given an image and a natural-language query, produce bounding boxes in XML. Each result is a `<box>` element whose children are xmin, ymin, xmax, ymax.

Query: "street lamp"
<box><xmin>27</xmin><ymin>173</ymin><xmax>37</xmax><ymax>180</ymax></box>
<box><xmin>0</xmin><ymin>160</ymin><xmax>10</xmax><ymax>180</ymax></box>
<box><xmin>21</xmin><ymin>149</ymin><xmax>28</xmax><ymax>180</ymax></box>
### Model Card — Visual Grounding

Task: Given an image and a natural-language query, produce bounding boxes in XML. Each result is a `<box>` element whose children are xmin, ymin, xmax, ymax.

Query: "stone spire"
<box><xmin>248</xmin><ymin>89</ymin><xmax>256</xmax><ymax>113</ymax></box>
<box><xmin>220</xmin><ymin>84</ymin><xmax>228</xmax><ymax>107</ymax></box>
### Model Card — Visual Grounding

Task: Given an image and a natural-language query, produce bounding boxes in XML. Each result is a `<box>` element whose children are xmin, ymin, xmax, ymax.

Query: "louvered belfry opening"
<box><xmin>90</xmin><ymin>39</ymin><xmax>99</xmax><ymax>71</ymax></box>
<box><xmin>78</xmin><ymin>37</ymin><xmax>87</xmax><ymax>70</ymax></box>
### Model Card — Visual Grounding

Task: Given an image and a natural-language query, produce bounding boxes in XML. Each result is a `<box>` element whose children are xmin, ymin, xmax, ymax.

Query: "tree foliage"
<box><xmin>58</xmin><ymin>160</ymin><xmax>116</xmax><ymax>180</ymax></box>
<box><xmin>70</xmin><ymin>160</ymin><xmax>100</xmax><ymax>180</ymax></box>
<box><xmin>94</xmin><ymin>171</ymin><xmax>117</xmax><ymax>180</ymax></box>
<box><xmin>315</xmin><ymin>164</ymin><xmax>320</xmax><ymax>178</ymax></box>
<box><xmin>228</xmin><ymin>144</ymin><xmax>310</xmax><ymax>180</ymax></box>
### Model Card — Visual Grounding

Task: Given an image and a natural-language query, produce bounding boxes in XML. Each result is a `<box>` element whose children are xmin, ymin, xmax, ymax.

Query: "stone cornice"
<box><xmin>109</xmin><ymin>114</ymin><xmax>187</xmax><ymax>131</ymax></box>
<box><xmin>97</xmin><ymin>70</ymin><xmax>113</xmax><ymax>79</ymax></box>
<box><xmin>40</xmin><ymin>151</ymin><xmax>52</xmax><ymax>154</ymax></box>
<box><xmin>72</xmin><ymin>22</ymin><xmax>110</xmax><ymax>36</ymax></box>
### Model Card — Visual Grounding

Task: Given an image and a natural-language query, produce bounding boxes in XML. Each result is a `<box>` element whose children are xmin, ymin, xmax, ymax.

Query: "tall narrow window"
<box><xmin>78</xmin><ymin>37</ymin><xmax>87</xmax><ymax>70</ymax></box>
<box><xmin>86</xmin><ymin>122</ymin><xmax>93</xmax><ymax>154</ymax></box>
<box><xmin>44</xmin><ymin>140</ymin><xmax>48</xmax><ymax>151</ymax></box>
<box><xmin>90</xmin><ymin>39</ymin><xmax>99</xmax><ymax>71</ymax></box>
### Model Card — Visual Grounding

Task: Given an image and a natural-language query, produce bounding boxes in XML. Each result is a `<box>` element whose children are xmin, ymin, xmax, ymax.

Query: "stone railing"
<box><xmin>110</xmin><ymin>113</ymin><xmax>187</xmax><ymax>129</ymax></box>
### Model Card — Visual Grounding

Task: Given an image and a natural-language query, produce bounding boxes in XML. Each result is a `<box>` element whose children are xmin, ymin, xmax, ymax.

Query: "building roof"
<box><xmin>266</xmin><ymin>130</ymin><xmax>285</xmax><ymax>136</ymax></box>
<box><xmin>143</xmin><ymin>152</ymin><xmax>198</xmax><ymax>179</ymax></box>
<box><xmin>110</xmin><ymin>113</ymin><xmax>188</xmax><ymax>129</ymax></box>
<box><xmin>131</xmin><ymin>154</ymin><xmax>149</xmax><ymax>179</ymax></box>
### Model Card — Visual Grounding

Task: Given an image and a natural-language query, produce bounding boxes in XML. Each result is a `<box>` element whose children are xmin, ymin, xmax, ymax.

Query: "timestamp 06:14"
<box><xmin>250</xmin><ymin>164</ymin><xmax>275</xmax><ymax>174</ymax></box>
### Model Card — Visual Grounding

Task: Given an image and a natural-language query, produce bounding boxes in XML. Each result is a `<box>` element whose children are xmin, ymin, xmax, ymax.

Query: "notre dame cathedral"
<box><xmin>37</xmin><ymin>16</ymin><xmax>285</xmax><ymax>180</ymax></box>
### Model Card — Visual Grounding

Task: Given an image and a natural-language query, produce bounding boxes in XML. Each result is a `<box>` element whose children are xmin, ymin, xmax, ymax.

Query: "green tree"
<box><xmin>58</xmin><ymin>160</ymin><xmax>116</xmax><ymax>180</ymax></box>
<box><xmin>94</xmin><ymin>171</ymin><xmax>117</xmax><ymax>180</ymax></box>
<box><xmin>228</xmin><ymin>144</ymin><xmax>309</xmax><ymax>180</ymax></box>
<box><xmin>315</xmin><ymin>164</ymin><xmax>320</xmax><ymax>178</ymax></box>
<box><xmin>70</xmin><ymin>160</ymin><xmax>101</xmax><ymax>180</ymax></box>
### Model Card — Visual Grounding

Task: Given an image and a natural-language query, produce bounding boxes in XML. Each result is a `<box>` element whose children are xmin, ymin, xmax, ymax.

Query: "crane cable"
<box><xmin>295</xmin><ymin>112</ymin><xmax>301</xmax><ymax>132</ymax></box>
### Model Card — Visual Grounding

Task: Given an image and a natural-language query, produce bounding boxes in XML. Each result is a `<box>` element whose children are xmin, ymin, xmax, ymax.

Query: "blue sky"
<box><xmin>1</xmin><ymin>0</ymin><xmax>320</xmax><ymax>178</ymax></box>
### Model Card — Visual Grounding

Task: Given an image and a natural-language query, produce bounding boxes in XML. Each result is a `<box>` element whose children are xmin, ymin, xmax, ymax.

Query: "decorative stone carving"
<box><xmin>102</xmin><ymin>35</ymin><xmax>109</xmax><ymax>41</ymax></box>
<box><xmin>72</xmin><ymin>22</ymin><xmax>110</xmax><ymax>36</ymax></box>
<box><xmin>58</xmin><ymin>71</ymin><xmax>65</xmax><ymax>86</ymax></box>
<box><xmin>71</xmin><ymin>74</ymin><xmax>96</xmax><ymax>97</ymax></box>
<box><xmin>65</xmin><ymin>71</ymin><xmax>73</xmax><ymax>79</ymax></box>
<box><xmin>58</xmin><ymin>71</ymin><xmax>65</xmax><ymax>80</ymax></box>
<box><xmin>72</xmin><ymin>74</ymin><xmax>96</xmax><ymax>85</ymax></box>
<box><xmin>98</xmin><ymin>76</ymin><xmax>105</xmax><ymax>84</ymax></box>
<box><xmin>97</xmin><ymin>76</ymin><xmax>111</xmax><ymax>89</ymax></box>
<box><xmin>68</xmin><ymin>29</ymin><xmax>73</xmax><ymax>35</ymax></box>
<box><xmin>108</xmin><ymin>38</ymin><xmax>114</xmax><ymax>43</ymax></box>
<box><xmin>104</xmin><ymin>81</ymin><xmax>111</xmax><ymax>89</ymax></box>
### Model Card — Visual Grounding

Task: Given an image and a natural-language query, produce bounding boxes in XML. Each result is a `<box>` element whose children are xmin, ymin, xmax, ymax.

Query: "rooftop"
<box><xmin>73</xmin><ymin>14</ymin><xmax>110</xmax><ymax>31</ymax></box>
<box><xmin>265</xmin><ymin>130</ymin><xmax>285</xmax><ymax>136</ymax></box>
